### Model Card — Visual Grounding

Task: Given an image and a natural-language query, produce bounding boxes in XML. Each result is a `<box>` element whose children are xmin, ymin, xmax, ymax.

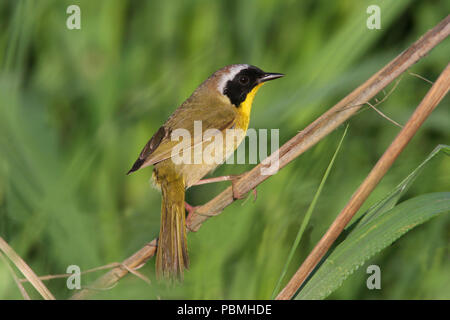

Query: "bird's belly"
<box><xmin>180</xmin><ymin>127</ymin><xmax>247</xmax><ymax>188</ymax></box>
<box><xmin>153</xmin><ymin>125</ymin><xmax>248</xmax><ymax>189</ymax></box>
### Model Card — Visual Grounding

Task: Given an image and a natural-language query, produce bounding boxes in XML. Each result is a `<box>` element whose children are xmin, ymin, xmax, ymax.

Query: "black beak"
<box><xmin>259</xmin><ymin>72</ymin><xmax>284</xmax><ymax>83</ymax></box>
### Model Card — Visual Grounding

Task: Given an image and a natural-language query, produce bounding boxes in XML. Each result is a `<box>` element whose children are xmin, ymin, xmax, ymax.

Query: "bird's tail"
<box><xmin>156</xmin><ymin>176</ymin><xmax>189</xmax><ymax>280</ymax></box>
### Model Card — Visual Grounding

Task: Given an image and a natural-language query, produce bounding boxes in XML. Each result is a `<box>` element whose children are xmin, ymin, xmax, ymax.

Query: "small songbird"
<box><xmin>128</xmin><ymin>64</ymin><xmax>283</xmax><ymax>279</ymax></box>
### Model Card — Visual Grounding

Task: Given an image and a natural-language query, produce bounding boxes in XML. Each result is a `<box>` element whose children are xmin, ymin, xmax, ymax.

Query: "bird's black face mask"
<box><xmin>223</xmin><ymin>66</ymin><xmax>265</xmax><ymax>107</ymax></box>
<box><xmin>224</xmin><ymin>66</ymin><xmax>284</xmax><ymax>107</ymax></box>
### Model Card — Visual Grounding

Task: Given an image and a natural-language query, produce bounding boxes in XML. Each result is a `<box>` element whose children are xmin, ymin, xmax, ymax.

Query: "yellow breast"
<box><xmin>234</xmin><ymin>83</ymin><xmax>264</xmax><ymax>132</ymax></box>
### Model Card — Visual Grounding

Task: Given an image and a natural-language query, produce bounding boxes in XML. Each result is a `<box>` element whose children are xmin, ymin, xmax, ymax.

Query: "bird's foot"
<box><xmin>185</xmin><ymin>202</ymin><xmax>200</xmax><ymax>231</ymax></box>
<box><xmin>231</xmin><ymin>179</ymin><xmax>257</xmax><ymax>202</ymax></box>
<box><xmin>193</xmin><ymin>173</ymin><xmax>257</xmax><ymax>202</ymax></box>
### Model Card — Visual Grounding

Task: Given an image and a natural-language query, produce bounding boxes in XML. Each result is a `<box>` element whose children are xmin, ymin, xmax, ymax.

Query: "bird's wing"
<box><xmin>127</xmin><ymin>102</ymin><xmax>237</xmax><ymax>174</ymax></box>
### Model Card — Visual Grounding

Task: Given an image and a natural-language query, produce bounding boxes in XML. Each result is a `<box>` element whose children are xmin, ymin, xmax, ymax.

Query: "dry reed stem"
<box><xmin>0</xmin><ymin>236</ymin><xmax>55</xmax><ymax>300</ymax></box>
<box><xmin>19</xmin><ymin>262</ymin><xmax>151</xmax><ymax>285</ymax></box>
<box><xmin>276</xmin><ymin>62</ymin><xmax>450</xmax><ymax>300</ymax></box>
<box><xmin>0</xmin><ymin>252</ymin><xmax>31</xmax><ymax>300</ymax></box>
<box><xmin>71</xmin><ymin>15</ymin><xmax>450</xmax><ymax>300</ymax></box>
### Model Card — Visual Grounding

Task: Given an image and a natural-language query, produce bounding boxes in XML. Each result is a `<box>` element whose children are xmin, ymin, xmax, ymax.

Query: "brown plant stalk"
<box><xmin>0</xmin><ymin>236</ymin><xmax>55</xmax><ymax>300</ymax></box>
<box><xmin>0</xmin><ymin>252</ymin><xmax>31</xmax><ymax>300</ymax></box>
<box><xmin>276</xmin><ymin>62</ymin><xmax>450</xmax><ymax>300</ymax></box>
<box><xmin>71</xmin><ymin>15</ymin><xmax>450</xmax><ymax>300</ymax></box>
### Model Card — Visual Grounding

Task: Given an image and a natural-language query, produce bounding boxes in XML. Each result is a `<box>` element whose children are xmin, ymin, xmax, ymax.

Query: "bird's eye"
<box><xmin>239</xmin><ymin>75</ymin><xmax>250</xmax><ymax>85</ymax></box>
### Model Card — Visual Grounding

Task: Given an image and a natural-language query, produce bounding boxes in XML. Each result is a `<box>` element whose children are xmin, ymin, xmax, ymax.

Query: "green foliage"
<box><xmin>353</xmin><ymin>145</ymin><xmax>450</xmax><ymax>230</ymax></box>
<box><xmin>296</xmin><ymin>145</ymin><xmax>450</xmax><ymax>299</ymax></box>
<box><xmin>271</xmin><ymin>125</ymin><xmax>348</xmax><ymax>298</ymax></box>
<box><xmin>0</xmin><ymin>0</ymin><xmax>449</xmax><ymax>299</ymax></box>
<box><xmin>297</xmin><ymin>192</ymin><xmax>450</xmax><ymax>300</ymax></box>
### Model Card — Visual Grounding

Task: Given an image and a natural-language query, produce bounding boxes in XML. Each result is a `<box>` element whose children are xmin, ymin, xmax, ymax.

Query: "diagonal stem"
<box><xmin>276</xmin><ymin>63</ymin><xmax>450</xmax><ymax>300</ymax></box>
<box><xmin>0</xmin><ymin>237</ymin><xmax>55</xmax><ymax>300</ymax></box>
<box><xmin>0</xmin><ymin>252</ymin><xmax>31</xmax><ymax>300</ymax></box>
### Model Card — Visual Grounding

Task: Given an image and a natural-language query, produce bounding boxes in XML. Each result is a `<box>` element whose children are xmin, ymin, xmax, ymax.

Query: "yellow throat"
<box><xmin>235</xmin><ymin>83</ymin><xmax>264</xmax><ymax>131</ymax></box>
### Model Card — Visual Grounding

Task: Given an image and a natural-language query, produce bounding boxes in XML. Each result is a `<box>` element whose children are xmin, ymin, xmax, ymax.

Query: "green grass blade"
<box><xmin>295</xmin><ymin>192</ymin><xmax>450</xmax><ymax>300</ymax></box>
<box><xmin>270</xmin><ymin>125</ymin><xmax>348</xmax><ymax>299</ymax></box>
<box><xmin>351</xmin><ymin>144</ymin><xmax>450</xmax><ymax>231</ymax></box>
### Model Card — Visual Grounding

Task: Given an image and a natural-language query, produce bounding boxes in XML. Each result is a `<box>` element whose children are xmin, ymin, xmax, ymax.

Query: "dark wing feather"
<box><xmin>127</xmin><ymin>100</ymin><xmax>237</xmax><ymax>174</ymax></box>
<box><xmin>127</xmin><ymin>126</ymin><xmax>167</xmax><ymax>174</ymax></box>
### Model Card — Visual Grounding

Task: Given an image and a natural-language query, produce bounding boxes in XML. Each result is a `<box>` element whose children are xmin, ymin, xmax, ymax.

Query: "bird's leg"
<box><xmin>192</xmin><ymin>174</ymin><xmax>257</xmax><ymax>201</ymax></box>
<box><xmin>185</xmin><ymin>202</ymin><xmax>199</xmax><ymax>225</ymax></box>
<box><xmin>185</xmin><ymin>174</ymin><xmax>257</xmax><ymax>231</ymax></box>
<box><xmin>193</xmin><ymin>175</ymin><xmax>242</xmax><ymax>185</ymax></box>
<box><xmin>185</xmin><ymin>175</ymin><xmax>244</xmax><ymax>219</ymax></box>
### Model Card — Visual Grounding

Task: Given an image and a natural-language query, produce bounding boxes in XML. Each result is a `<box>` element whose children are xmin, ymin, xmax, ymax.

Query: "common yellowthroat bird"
<box><xmin>128</xmin><ymin>64</ymin><xmax>283</xmax><ymax>279</ymax></box>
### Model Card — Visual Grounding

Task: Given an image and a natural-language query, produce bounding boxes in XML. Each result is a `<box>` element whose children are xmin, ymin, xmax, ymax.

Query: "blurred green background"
<box><xmin>0</xmin><ymin>0</ymin><xmax>449</xmax><ymax>299</ymax></box>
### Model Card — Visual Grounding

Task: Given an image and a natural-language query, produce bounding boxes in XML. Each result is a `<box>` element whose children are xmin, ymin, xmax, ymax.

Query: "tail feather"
<box><xmin>156</xmin><ymin>177</ymin><xmax>189</xmax><ymax>280</ymax></box>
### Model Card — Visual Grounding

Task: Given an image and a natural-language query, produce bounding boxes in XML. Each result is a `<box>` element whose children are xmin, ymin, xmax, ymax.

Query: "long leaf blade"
<box><xmin>296</xmin><ymin>192</ymin><xmax>450</xmax><ymax>300</ymax></box>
